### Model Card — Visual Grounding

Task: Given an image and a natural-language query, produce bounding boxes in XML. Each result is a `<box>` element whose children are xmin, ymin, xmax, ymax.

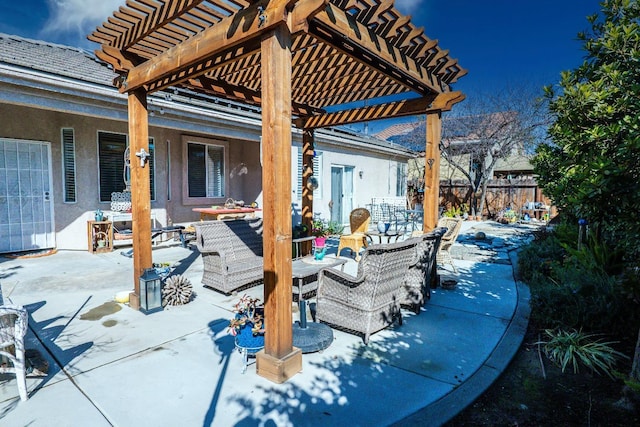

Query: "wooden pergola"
<box><xmin>90</xmin><ymin>0</ymin><xmax>466</xmax><ymax>383</ymax></box>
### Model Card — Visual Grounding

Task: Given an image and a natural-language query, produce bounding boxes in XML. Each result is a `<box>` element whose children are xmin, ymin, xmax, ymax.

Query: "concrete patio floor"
<box><xmin>0</xmin><ymin>220</ymin><xmax>539</xmax><ymax>426</ymax></box>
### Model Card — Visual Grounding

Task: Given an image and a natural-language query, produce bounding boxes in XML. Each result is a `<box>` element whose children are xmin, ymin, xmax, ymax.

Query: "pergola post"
<box><xmin>423</xmin><ymin>111</ymin><xmax>442</xmax><ymax>231</ymax></box>
<box><xmin>127</xmin><ymin>88</ymin><xmax>153</xmax><ymax>308</ymax></box>
<box><xmin>301</xmin><ymin>129</ymin><xmax>315</xmax><ymax>255</ymax></box>
<box><xmin>255</xmin><ymin>24</ymin><xmax>302</xmax><ymax>383</ymax></box>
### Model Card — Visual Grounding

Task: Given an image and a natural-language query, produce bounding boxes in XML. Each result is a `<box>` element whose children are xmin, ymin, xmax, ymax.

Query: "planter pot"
<box><xmin>441</xmin><ymin>279</ymin><xmax>457</xmax><ymax>290</ymax></box>
<box><xmin>314</xmin><ymin>236</ymin><xmax>327</xmax><ymax>248</ymax></box>
<box><xmin>377</xmin><ymin>221</ymin><xmax>390</xmax><ymax>233</ymax></box>
<box><xmin>235</xmin><ymin>320</ymin><xmax>265</xmax><ymax>354</ymax></box>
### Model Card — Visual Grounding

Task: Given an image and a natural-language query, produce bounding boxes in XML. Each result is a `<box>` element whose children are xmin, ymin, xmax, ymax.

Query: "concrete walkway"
<box><xmin>0</xmin><ymin>221</ymin><xmax>539</xmax><ymax>426</ymax></box>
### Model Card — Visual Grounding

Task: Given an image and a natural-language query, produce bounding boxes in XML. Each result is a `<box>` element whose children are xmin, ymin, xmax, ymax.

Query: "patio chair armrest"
<box><xmin>317</xmin><ymin>267</ymin><xmax>366</xmax><ymax>296</ymax></box>
<box><xmin>199</xmin><ymin>250</ymin><xmax>228</xmax><ymax>270</ymax></box>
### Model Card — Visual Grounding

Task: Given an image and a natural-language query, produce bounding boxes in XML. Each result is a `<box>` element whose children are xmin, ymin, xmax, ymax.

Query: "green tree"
<box><xmin>534</xmin><ymin>0</ymin><xmax>640</xmax><ymax>253</ymax></box>
<box><xmin>532</xmin><ymin>0</ymin><xmax>640</xmax><ymax>383</ymax></box>
<box><xmin>400</xmin><ymin>84</ymin><xmax>548</xmax><ymax>217</ymax></box>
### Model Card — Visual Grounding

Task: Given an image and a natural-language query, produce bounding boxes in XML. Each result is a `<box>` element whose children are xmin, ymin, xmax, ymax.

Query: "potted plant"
<box><xmin>311</xmin><ymin>218</ymin><xmax>330</xmax><ymax>247</ymax></box>
<box><xmin>228</xmin><ymin>294</ymin><xmax>264</xmax><ymax>336</ymax></box>
<box><xmin>228</xmin><ymin>295</ymin><xmax>265</xmax><ymax>373</ymax></box>
<box><xmin>327</xmin><ymin>220</ymin><xmax>345</xmax><ymax>236</ymax></box>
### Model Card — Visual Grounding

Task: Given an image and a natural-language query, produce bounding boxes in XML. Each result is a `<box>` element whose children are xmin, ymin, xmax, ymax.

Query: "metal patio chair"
<box><xmin>0</xmin><ymin>305</ymin><xmax>29</xmax><ymax>401</ymax></box>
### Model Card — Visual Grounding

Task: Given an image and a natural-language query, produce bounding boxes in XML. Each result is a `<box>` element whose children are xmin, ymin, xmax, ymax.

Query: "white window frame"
<box><xmin>61</xmin><ymin>128</ymin><xmax>77</xmax><ymax>203</ymax></box>
<box><xmin>97</xmin><ymin>131</ymin><xmax>156</xmax><ymax>203</ymax></box>
<box><xmin>181</xmin><ymin>135</ymin><xmax>229</xmax><ymax>206</ymax></box>
<box><xmin>396</xmin><ymin>162</ymin><xmax>407</xmax><ymax>197</ymax></box>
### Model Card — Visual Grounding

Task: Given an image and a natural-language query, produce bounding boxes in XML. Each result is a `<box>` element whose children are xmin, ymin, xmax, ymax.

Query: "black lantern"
<box><xmin>139</xmin><ymin>268</ymin><xmax>163</xmax><ymax>314</ymax></box>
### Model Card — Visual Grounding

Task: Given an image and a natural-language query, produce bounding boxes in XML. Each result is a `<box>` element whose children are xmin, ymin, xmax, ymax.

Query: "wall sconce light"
<box><xmin>359</xmin><ymin>170</ymin><xmax>364</xmax><ymax>179</ymax></box>
<box><xmin>139</xmin><ymin>268</ymin><xmax>163</xmax><ymax>314</ymax></box>
<box><xmin>136</xmin><ymin>148</ymin><xmax>151</xmax><ymax>167</ymax></box>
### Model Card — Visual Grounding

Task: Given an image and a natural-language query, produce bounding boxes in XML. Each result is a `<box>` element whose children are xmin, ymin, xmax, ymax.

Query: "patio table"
<box><xmin>192</xmin><ymin>207</ymin><xmax>261</xmax><ymax>221</ymax></box>
<box><xmin>291</xmin><ymin>256</ymin><xmax>346</xmax><ymax>353</ymax></box>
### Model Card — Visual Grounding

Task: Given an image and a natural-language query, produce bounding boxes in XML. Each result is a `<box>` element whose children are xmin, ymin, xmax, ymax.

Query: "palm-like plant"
<box><xmin>537</xmin><ymin>329</ymin><xmax>628</xmax><ymax>378</ymax></box>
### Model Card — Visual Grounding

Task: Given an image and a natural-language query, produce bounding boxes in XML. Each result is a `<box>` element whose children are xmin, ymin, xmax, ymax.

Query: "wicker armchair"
<box><xmin>337</xmin><ymin>208</ymin><xmax>371</xmax><ymax>261</ymax></box>
<box><xmin>436</xmin><ymin>217</ymin><xmax>463</xmax><ymax>273</ymax></box>
<box><xmin>401</xmin><ymin>227</ymin><xmax>447</xmax><ymax>313</ymax></box>
<box><xmin>316</xmin><ymin>239</ymin><xmax>420</xmax><ymax>344</ymax></box>
<box><xmin>0</xmin><ymin>305</ymin><xmax>29</xmax><ymax>401</ymax></box>
<box><xmin>194</xmin><ymin>219</ymin><xmax>263</xmax><ymax>294</ymax></box>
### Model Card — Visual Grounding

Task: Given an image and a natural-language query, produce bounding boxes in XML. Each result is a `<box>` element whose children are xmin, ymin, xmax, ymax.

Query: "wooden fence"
<box><xmin>408</xmin><ymin>178</ymin><xmax>554</xmax><ymax>219</ymax></box>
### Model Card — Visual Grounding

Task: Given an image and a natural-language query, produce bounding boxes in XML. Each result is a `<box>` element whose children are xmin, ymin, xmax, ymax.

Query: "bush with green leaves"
<box><xmin>519</xmin><ymin>219</ymin><xmax>640</xmax><ymax>341</ymax></box>
<box><xmin>326</xmin><ymin>220</ymin><xmax>344</xmax><ymax>236</ymax></box>
<box><xmin>517</xmin><ymin>228</ymin><xmax>565</xmax><ymax>284</ymax></box>
<box><xmin>537</xmin><ymin>329</ymin><xmax>628</xmax><ymax>378</ymax></box>
<box><xmin>533</xmin><ymin>0</ymin><xmax>640</xmax><ymax>261</ymax></box>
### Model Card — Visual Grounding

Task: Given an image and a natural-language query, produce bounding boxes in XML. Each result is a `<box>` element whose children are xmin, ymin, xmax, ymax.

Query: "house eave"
<box><xmin>1</xmin><ymin>63</ymin><xmax>412</xmax><ymax>158</ymax></box>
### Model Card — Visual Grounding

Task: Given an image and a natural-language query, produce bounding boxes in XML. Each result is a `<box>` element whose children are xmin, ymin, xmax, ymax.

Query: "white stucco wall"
<box><xmin>1</xmin><ymin>65</ymin><xmax>412</xmax><ymax>251</ymax></box>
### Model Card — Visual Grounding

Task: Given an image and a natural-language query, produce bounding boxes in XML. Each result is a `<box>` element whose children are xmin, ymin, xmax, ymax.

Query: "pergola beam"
<box><xmin>256</xmin><ymin>24</ymin><xmax>303</xmax><ymax>383</ymax></box>
<box><xmin>294</xmin><ymin>91</ymin><xmax>463</xmax><ymax>129</ymax></box>
<box><xmin>120</xmin><ymin>0</ymin><xmax>326</xmax><ymax>94</ymax></box>
<box><xmin>185</xmin><ymin>76</ymin><xmax>324</xmax><ymax>117</ymax></box>
<box><xmin>421</xmin><ymin>92</ymin><xmax>465</xmax><ymax>230</ymax></box>
<box><xmin>127</xmin><ymin>88</ymin><xmax>152</xmax><ymax>308</ymax></box>
<box><xmin>312</xmin><ymin>3</ymin><xmax>443</xmax><ymax>97</ymax></box>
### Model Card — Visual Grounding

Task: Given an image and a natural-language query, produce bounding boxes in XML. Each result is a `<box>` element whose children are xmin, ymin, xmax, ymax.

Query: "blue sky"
<box><xmin>0</xmin><ymin>0</ymin><xmax>603</xmax><ymax>130</ymax></box>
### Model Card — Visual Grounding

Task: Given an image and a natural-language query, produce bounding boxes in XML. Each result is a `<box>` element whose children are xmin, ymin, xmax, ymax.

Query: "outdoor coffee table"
<box><xmin>291</xmin><ymin>256</ymin><xmax>347</xmax><ymax>353</ymax></box>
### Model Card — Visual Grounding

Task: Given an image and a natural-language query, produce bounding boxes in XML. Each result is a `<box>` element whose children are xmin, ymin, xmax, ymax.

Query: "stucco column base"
<box><xmin>256</xmin><ymin>347</ymin><xmax>302</xmax><ymax>383</ymax></box>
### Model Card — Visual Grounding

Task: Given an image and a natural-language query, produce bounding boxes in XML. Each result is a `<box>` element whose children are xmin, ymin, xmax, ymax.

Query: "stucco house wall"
<box><xmin>0</xmin><ymin>34</ymin><xmax>413</xmax><ymax>252</ymax></box>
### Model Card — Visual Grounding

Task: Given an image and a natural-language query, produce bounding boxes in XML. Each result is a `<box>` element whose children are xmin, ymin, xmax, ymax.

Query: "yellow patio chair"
<box><xmin>337</xmin><ymin>208</ymin><xmax>371</xmax><ymax>261</ymax></box>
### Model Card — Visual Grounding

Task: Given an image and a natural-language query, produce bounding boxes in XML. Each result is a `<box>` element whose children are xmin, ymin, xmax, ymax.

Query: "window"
<box><xmin>183</xmin><ymin>136</ymin><xmax>227</xmax><ymax>203</ymax></box>
<box><xmin>296</xmin><ymin>149</ymin><xmax>303</xmax><ymax>199</ymax></box>
<box><xmin>296</xmin><ymin>148</ymin><xmax>322</xmax><ymax>200</ymax></box>
<box><xmin>396</xmin><ymin>162</ymin><xmax>407</xmax><ymax>197</ymax></box>
<box><xmin>61</xmin><ymin>128</ymin><xmax>76</xmax><ymax>203</ymax></box>
<box><xmin>313</xmin><ymin>151</ymin><xmax>323</xmax><ymax>199</ymax></box>
<box><xmin>98</xmin><ymin>131</ymin><xmax>155</xmax><ymax>202</ymax></box>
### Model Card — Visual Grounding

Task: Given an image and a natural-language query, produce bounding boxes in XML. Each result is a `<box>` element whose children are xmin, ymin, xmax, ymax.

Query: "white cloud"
<box><xmin>38</xmin><ymin>0</ymin><xmax>426</xmax><ymax>48</ymax></box>
<box><xmin>43</xmin><ymin>0</ymin><xmax>126</xmax><ymax>37</ymax></box>
<box><xmin>394</xmin><ymin>0</ymin><xmax>424</xmax><ymax>15</ymax></box>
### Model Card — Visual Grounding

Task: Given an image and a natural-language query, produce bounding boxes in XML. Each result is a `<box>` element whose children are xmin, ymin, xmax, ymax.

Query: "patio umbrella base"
<box><xmin>292</xmin><ymin>321</ymin><xmax>333</xmax><ymax>353</ymax></box>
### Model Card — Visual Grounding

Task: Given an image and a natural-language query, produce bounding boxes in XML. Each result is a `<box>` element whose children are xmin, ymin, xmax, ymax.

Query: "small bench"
<box><xmin>118</xmin><ymin>226</ymin><xmax>188</xmax><ymax>258</ymax></box>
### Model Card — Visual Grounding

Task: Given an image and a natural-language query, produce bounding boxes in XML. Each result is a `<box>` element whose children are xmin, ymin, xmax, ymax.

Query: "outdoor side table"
<box><xmin>291</xmin><ymin>256</ymin><xmax>346</xmax><ymax>353</ymax></box>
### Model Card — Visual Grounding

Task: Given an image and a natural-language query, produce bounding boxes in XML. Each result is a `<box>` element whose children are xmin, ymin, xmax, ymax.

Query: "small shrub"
<box><xmin>537</xmin><ymin>329</ymin><xmax>628</xmax><ymax>378</ymax></box>
<box><xmin>518</xmin><ymin>220</ymin><xmax>640</xmax><ymax>341</ymax></box>
<box><xmin>517</xmin><ymin>232</ymin><xmax>565</xmax><ymax>284</ymax></box>
<box><xmin>326</xmin><ymin>220</ymin><xmax>344</xmax><ymax>235</ymax></box>
<box><xmin>443</xmin><ymin>205</ymin><xmax>462</xmax><ymax>218</ymax></box>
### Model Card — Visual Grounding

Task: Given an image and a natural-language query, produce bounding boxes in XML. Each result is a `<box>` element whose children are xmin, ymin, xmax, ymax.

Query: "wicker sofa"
<box><xmin>316</xmin><ymin>238</ymin><xmax>420</xmax><ymax>344</ymax></box>
<box><xmin>401</xmin><ymin>227</ymin><xmax>447</xmax><ymax>314</ymax></box>
<box><xmin>193</xmin><ymin>219</ymin><xmax>263</xmax><ymax>294</ymax></box>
